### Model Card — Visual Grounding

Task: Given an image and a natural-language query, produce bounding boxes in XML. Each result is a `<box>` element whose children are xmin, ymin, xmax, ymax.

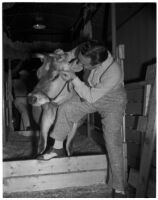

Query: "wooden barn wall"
<box><xmin>116</xmin><ymin>4</ymin><xmax>156</xmax><ymax>82</ymax></box>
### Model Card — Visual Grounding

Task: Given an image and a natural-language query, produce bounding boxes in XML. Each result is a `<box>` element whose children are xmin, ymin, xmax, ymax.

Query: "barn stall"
<box><xmin>3</xmin><ymin>2</ymin><xmax>156</xmax><ymax>198</ymax></box>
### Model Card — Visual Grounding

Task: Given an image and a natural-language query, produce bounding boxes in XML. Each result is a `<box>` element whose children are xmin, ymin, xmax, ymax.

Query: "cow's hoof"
<box><xmin>36</xmin><ymin>147</ymin><xmax>66</xmax><ymax>160</ymax></box>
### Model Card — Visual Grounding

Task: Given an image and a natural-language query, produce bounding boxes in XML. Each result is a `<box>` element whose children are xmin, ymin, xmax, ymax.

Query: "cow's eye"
<box><xmin>69</xmin><ymin>58</ymin><xmax>77</xmax><ymax>63</ymax></box>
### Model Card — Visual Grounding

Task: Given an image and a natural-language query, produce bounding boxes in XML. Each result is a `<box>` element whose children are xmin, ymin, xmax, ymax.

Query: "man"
<box><xmin>39</xmin><ymin>40</ymin><xmax>127</xmax><ymax>197</ymax></box>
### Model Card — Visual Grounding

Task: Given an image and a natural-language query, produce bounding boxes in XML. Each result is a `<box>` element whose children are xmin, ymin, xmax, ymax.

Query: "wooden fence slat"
<box><xmin>3</xmin><ymin>170</ymin><xmax>107</xmax><ymax>193</ymax></box>
<box><xmin>137</xmin><ymin>116</ymin><xmax>148</xmax><ymax>132</ymax></box>
<box><xmin>4</xmin><ymin>155</ymin><xmax>107</xmax><ymax>178</ymax></box>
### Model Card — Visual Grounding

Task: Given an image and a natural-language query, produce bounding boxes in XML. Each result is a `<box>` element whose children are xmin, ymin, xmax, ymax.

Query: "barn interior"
<box><xmin>3</xmin><ymin>2</ymin><xmax>156</xmax><ymax>198</ymax></box>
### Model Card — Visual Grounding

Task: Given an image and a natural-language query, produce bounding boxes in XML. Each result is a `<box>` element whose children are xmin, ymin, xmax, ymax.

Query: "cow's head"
<box><xmin>28</xmin><ymin>51</ymin><xmax>83</xmax><ymax>106</ymax></box>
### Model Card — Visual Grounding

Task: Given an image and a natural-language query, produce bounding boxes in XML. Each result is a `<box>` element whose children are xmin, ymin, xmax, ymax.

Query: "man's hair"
<box><xmin>79</xmin><ymin>40</ymin><xmax>108</xmax><ymax>66</ymax></box>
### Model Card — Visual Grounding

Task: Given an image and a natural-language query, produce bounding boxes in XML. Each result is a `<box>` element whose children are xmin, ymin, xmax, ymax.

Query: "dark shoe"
<box><xmin>112</xmin><ymin>189</ymin><xmax>127</xmax><ymax>198</ymax></box>
<box><xmin>37</xmin><ymin>147</ymin><xmax>66</xmax><ymax>160</ymax></box>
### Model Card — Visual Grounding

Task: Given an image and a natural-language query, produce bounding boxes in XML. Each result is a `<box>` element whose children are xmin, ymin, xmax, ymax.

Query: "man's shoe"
<box><xmin>37</xmin><ymin>147</ymin><xmax>66</xmax><ymax>160</ymax></box>
<box><xmin>112</xmin><ymin>189</ymin><xmax>127</xmax><ymax>198</ymax></box>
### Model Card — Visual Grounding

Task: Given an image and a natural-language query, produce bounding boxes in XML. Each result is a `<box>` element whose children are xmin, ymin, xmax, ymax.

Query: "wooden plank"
<box><xmin>111</xmin><ymin>3</ymin><xmax>116</xmax><ymax>58</ymax></box>
<box><xmin>126</xmin><ymin>103</ymin><xmax>143</xmax><ymax>115</ymax></box>
<box><xmin>128</xmin><ymin>168</ymin><xmax>138</xmax><ymax>188</ymax></box>
<box><xmin>136</xmin><ymin>80</ymin><xmax>156</xmax><ymax>197</ymax></box>
<box><xmin>137</xmin><ymin>116</ymin><xmax>147</xmax><ymax>132</ymax></box>
<box><xmin>125</xmin><ymin>81</ymin><xmax>146</xmax><ymax>89</ymax></box>
<box><xmin>8</xmin><ymin>60</ymin><xmax>14</xmax><ymax>132</ymax></box>
<box><xmin>145</xmin><ymin>64</ymin><xmax>156</xmax><ymax>84</ymax></box>
<box><xmin>143</xmin><ymin>84</ymin><xmax>151</xmax><ymax>115</ymax></box>
<box><xmin>14</xmin><ymin>131</ymin><xmax>39</xmax><ymax>137</ymax></box>
<box><xmin>3</xmin><ymin>170</ymin><xmax>107</xmax><ymax>193</ymax></box>
<box><xmin>3</xmin><ymin>155</ymin><xmax>107</xmax><ymax>178</ymax></box>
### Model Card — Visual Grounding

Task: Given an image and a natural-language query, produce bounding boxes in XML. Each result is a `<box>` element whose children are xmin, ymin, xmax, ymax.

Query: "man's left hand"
<box><xmin>60</xmin><ymin>71</ymin><xmax>76</xmax><ymax>81</ymax></box>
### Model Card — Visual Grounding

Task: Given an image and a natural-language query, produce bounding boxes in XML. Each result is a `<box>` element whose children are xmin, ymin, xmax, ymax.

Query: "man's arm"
<box><xmin>72</xmin><ymin>63</ymin><xmax>122</xmax><ymax>103</ymax></box>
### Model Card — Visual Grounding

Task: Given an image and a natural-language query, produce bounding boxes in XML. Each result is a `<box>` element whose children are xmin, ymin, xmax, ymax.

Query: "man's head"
<box><xmin>77</xmin><ymin>40</ymin><xmax>108</xmax><ymax>70</ymax></box>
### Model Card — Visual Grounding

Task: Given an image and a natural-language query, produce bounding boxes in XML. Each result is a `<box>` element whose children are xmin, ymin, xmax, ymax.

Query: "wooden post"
<box><xmin>7</xmin><ymin>59</ymin><xmax>14</xmax><ymax>133</ymax></box>
<box><xmin>111</xmin><ymin>3</ymin><xmax>116</xmax><ymax>58</ymax></box>
<box><xmin>136</xmin><ymin>80</ymin><xmax>156</xmax><ymax>197</ymax></box>
<box><xmin>117</xmin><ymin>44</ymin><xmax>127</xmax><ymax>188</ymax></box>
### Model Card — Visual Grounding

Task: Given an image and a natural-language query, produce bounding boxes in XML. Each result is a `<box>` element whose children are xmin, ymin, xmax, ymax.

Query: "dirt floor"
<box><xmin>3</xmin><ymin>124</ymin><xmax>105</xmax><ymax>161</ymax></box>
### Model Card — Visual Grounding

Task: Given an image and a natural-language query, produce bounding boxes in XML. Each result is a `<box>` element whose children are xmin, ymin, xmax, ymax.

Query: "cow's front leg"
<box><xmin>38</xmin><ymin>104</ymin><xmax>57</xmax><ymax>155</ymax></box>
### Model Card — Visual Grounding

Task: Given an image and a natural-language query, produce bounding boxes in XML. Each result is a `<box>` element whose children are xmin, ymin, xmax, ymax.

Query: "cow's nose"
<box><xmin>28</xmin><ymin>95</ymin><xmax>37</xmax><ymax>105</ymax></box>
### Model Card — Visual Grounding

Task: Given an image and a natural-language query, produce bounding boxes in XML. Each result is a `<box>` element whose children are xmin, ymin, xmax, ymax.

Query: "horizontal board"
<box><xmin>3</xmin><ymin>170</ymin><xmax>107</xmax><ymax>193</ymax></box>
<box><xmin>3</xmin><ymin>155</ymin><xmax>107</xmax><ymax>178</ymax></box>
<box><xmin>14</xmin><ymin>131</ymin><xmax>39</xmax><ymax>137</ymax></box>
<box><xmin>126</xmin><ymin>103</ymin><xmax>143</xmax><ymax>115</ymax></box>
<box><xmin>125</xmin><ymin>81</ymin><xmax>146</xmax><ymax>89</ymax></box>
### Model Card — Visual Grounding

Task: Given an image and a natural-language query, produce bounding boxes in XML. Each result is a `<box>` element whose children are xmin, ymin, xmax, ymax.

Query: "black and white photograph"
<box><xmin>2</xmin><ymin>1</ymin><xmax>156</xmax><ymax>198</ymax></box>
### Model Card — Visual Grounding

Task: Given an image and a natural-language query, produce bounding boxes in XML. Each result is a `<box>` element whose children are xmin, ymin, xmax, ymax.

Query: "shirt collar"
<box><xmin>101</xmin><ymin>51</ymin><xmax>114</xmax><ymax>68</ymax></box>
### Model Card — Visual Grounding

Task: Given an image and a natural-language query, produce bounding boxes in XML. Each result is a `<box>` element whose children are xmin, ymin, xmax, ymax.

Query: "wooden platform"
<box><xmin>3</xmin><ymin>154</ymin><xmax>108</xmax><ymax>193</ymax></box>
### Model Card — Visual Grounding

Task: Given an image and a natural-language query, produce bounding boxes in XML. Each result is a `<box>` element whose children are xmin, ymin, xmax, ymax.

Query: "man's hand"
<box><xmin>60</xmin><ymin>71</ymin><xmax>76</xmax><ymax>81</ymax></box>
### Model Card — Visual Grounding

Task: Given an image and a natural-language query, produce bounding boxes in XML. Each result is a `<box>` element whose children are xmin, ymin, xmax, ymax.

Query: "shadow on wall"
<box><xmin>125</xmin><ymin>57</ymin><xmax>156</xmax><ymax>84</ymax></box>
<box><xmin>140</xmin><ymin>57</ymin><xmax>156</xmax><ymax>81</ymax></box>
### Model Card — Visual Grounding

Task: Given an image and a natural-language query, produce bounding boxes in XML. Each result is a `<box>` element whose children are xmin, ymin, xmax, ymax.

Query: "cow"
<box><xmin>28</xmin><ymin>50</ymin><xmax>83</xmax><ymax>157</ymax></box>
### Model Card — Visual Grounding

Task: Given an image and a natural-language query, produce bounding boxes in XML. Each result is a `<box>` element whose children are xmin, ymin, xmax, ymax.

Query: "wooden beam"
<box><xmin>3</xmin><ymin>155</ymin><xmax>107</xmax><ymax>193</ymax></box>
<box><xmin>111</xmin><ymin>4</ymin><xmax>116</xmax><ymax>58</ymax></box>
<box><xmin>136</xmin><ymin>80</ymin><xmax>156</xmax><ymax>197</ymax></box>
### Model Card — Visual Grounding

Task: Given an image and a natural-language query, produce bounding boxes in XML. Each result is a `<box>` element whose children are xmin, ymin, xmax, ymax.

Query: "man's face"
<box><xmin>78</xmin><ymin>52</ymin><xmax>98</xmax><ymax>70</ymax></box>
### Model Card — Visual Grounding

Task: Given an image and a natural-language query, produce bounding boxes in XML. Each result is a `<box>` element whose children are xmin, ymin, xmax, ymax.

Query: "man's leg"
<box><xmin>100</xmin><ymin>102</ymin><xmax>126</xmax><ymax>193</ymax></box>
